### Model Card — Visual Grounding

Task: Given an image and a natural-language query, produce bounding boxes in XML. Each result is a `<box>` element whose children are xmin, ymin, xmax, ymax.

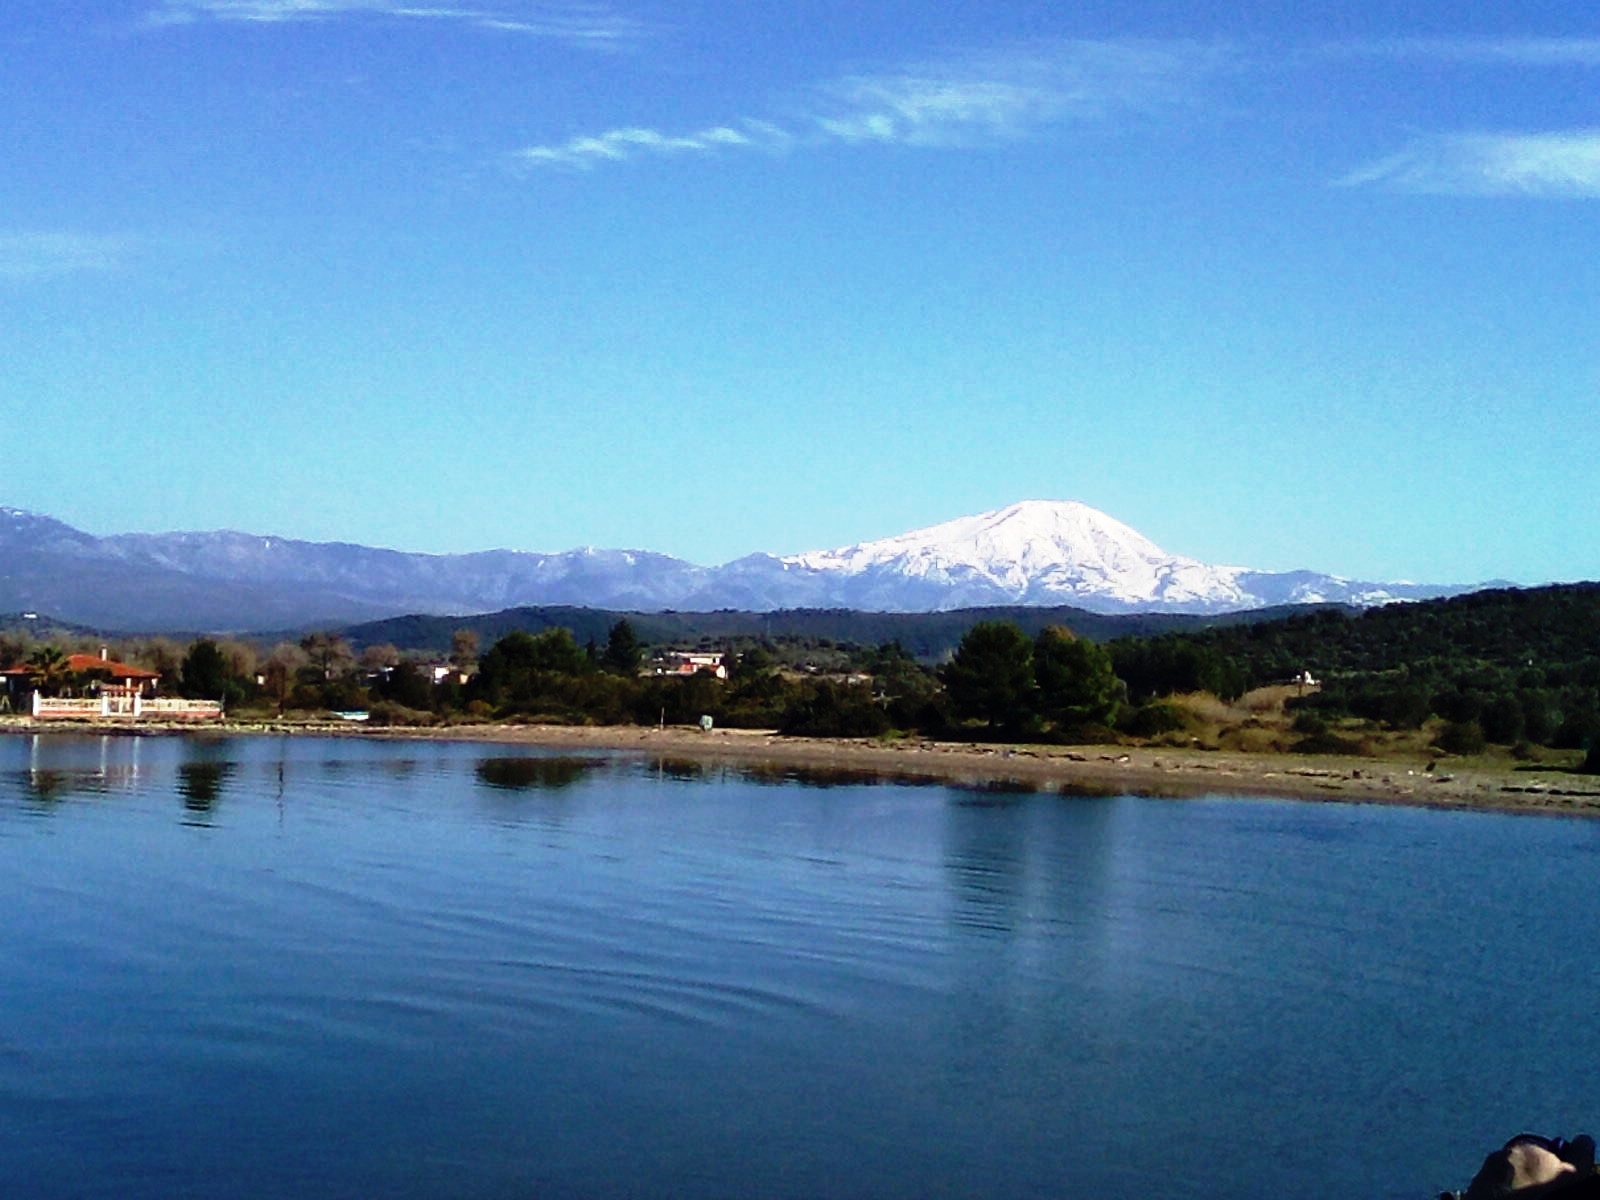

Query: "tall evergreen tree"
<box><xmin>601</xmin><ymin>619</ymin><xmax>642</xmax><ymax>676</ymax></box>
<box><xmin>180</xmin><ymin>639</ymin><xmax>231</xmax><ymax>700</ymax></box>
<box><xmin>1033</xmin><ymin>626</ymin><xmax>1122</xmax><ymax>728</ymax></box>
<box><xmin>941</xmin><ymin>621</ymin><xmax>1034</xmax><ymax>732</ymax></box>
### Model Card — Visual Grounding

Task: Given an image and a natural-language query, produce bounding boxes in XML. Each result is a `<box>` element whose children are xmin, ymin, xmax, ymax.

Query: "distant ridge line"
<box><xmin>0</xmin><ymin>501</ymin><xmax>1498</xmax><ymax>633</ymax></box>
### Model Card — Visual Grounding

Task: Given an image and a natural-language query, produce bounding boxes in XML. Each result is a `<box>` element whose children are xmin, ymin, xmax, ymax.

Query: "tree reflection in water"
<box><xmin>474</xmin><ymin>756</ymin><xmax>597</xmax><ymax>791</ymax></box>
<box><xmin>23</xmin><ymin>769</ymin><xmax>71</xmax><ymax>802</ymax></box>
<box><xmin>647</xmin><ymin>756</ymin><xmax>709</xmax><ymax>782</ymax></box>
<box><xmin>948</xmin><ymin>777</ymin><xmax>1039</xmax><ymax>805</ymax></box>
<box><xmin>177</xmin><ymin>761</ymin><xmax>235</xmax><ymax>815</ymax></box>
<box><xmin>735</xmin><ymin>763</ymin><xmax>933</xmax><ymax>789</ymax></box>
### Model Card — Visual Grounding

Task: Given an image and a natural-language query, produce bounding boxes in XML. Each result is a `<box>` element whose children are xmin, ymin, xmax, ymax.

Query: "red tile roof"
<box><xmin>66</xmin><ymin>654</ymin><xmax>160</xmax><ymax>679</ymax></box>
<box><xmin>0</xmin><ymin>655</ymin><xmax>160</xmax><ymax>680</ymax></box>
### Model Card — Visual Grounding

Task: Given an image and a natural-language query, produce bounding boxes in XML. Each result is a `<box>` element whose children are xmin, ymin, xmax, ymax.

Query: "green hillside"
<box><xmin>1117</xmin><ymin>583</ymin><xmax>1600</xmax><ymax>749</ymax></box>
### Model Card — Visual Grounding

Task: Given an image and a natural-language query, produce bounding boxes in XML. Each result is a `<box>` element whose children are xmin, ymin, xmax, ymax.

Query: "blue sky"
<box><xmin>3</xmin><ymin>1</ymin><xmax>1596</xmax><ymax>586</ymax></box>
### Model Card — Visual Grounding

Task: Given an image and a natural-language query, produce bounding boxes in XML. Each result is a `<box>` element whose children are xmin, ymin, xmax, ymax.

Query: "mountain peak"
<box><xmin>771</xmin><ymin>499</ymin><xmax>1278</xmax><ymax>611</ymax></box>
<box><xmin>0</xmin><ymin>507</ymin><xmax>100</xmax><ymax>549</ymax></box>
<box><xmin>787</xmin><ymin>499</ymin><xmax>1176</xmax><ymax>579</ymax></box>
<box><xmin>960</xmin><ymin>499</ymin><xmax>1168</xmax><ymax>555</ymax></box>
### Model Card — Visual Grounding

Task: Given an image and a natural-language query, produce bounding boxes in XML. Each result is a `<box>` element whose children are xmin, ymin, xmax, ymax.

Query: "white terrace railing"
<box><xmin>142</xmin><ymin>698</ymin><xmax>225</xmax><ymax>720</ymax></box>
<box><xmin>30</xmin><ymin>696</ymin><xmax>104</xmax><ymax>719</ymax></box>
<box><xmin>31</xmin><ymin>694</ymin><xmax>224</xmax><ymax>721</ymax></box>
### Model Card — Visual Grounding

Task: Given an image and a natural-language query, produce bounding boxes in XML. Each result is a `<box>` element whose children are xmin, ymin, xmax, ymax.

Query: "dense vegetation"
<box><xmin>1121</xmin><ymin>584</ymin><xmax>1600</xmax><ymax>753</ymax></box>
<box><xmin>5</xmin><ymin>584</ymin><xmax>1598</xmax><ymax>764</ymax></box>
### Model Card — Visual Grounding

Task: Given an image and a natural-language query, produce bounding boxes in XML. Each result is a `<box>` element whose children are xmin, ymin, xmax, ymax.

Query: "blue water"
<box><xmin>2</xmin><ymin>734</ymin><xmax>1597</xmax><ymax>1200</ymax></box>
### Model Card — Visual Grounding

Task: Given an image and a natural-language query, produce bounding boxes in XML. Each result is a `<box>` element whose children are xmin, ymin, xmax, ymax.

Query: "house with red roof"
<box><xmin>1</xmin><ymin>647</ymin><xmax>218</xmax><ymax>720</ymax></box>
<box><xmin>2</xmin><ymin>645</ymin><xmax>158</xmax><ymax>690</ymax></box>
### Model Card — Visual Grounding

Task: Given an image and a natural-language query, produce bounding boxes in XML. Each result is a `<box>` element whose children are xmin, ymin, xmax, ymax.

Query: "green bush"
<box><xmin>1581</xmin><ymin>739</ymin><xmax>1600</xmax><ymax>775</ymax></box>
<box><xmin>1479</xmin><ymin>694</ymin><xmax>1525</xmax><ymax>744</ymax></box>
<box><xmin>1044</xmin><ymin>721</ymin><xmax>1120</xmax><ymax>746</ymax></box>
<box><xmin>1292</xmin><ymin>731</ymin><xmax>1367</xmax><ymax>756</ymax></box>
<box><xmin>778</xmin><ymin>682</ymin><xmax>891</xmax><ymax>738</ymax></box>
<box><xmin>1290</xmin><ymin>711</ymin><xmax>1328</xmax><ymax>735</ymax></box>
<box><xmin>367</xmin><ymin>700</ymin><xmax>437</xmax><ymax>727</ymax></box>
<box><xmin>1434</xmin><ymin>719</ymin><xmax>1487</xmax><ymax>756</ymax></box>
<box><xmin>1120</xmin><ymin>700</ymin><xmax>1188</xmax><ymax>737</ymax></box>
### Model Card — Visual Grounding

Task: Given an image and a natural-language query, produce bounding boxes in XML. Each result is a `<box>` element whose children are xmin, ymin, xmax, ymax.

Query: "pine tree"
<box><xmin>601</xmin><ymin>619</ymin><xmax>643</xmax><ymax>676</ymax></box>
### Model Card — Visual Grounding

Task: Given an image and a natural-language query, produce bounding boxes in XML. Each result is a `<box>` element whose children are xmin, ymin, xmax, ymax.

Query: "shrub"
<box><xmin>1582</xmin><ymin>739</ymin><xmax>1600</xmax><ymax>775</ymax></box>
<box><xmin>1119</xmin><ymin>700</ymin><xmax>1188</xmax><ymax>738</ymax></box>
<box><xmin>1292</xmin><ymin>731</ymin><xmax>1367</xmax><ymax>756</ymax></box>
<box><xmin>778</xmin><ymin>683</ymin><xmax>891</xmax><ymax>738</ymax></box>
<box><xmin>1377</xmin><ymin>688</ymin><xmax>1433</xmax><ymax>730</ymax></box>
<box><xmin>1221</xmin><ymin>724</ymin><xmax>1287</xmax><ymax>754</ymax></box>
<box><xmin>1553</xmin><ymin>711</ymin><xmax>1600</xmax><ymax>751</ymax></box>
<box><xmin>366</xmin><ymin>700</ymin><xmax>437</xmax><ymax>727</ymax></box>
<box><xmin>1479</xmin><ymin>694</ymin><xmax>1525</xmax><ymax>744</ymax></box>
<box><xmin>1045</xmin><ymin>721</ymin><xmax>1119</xmax><ymax>746</ymax></box>
<box><xmin>1432</xmin><ymin>689</ymin><xmax>1483</xmax><ymax>724</ymax></box>
<box><xmin>1434</xmin><ymin>719</ymin><xmax>1487</xmax><ymax>756</ymax></box>
<box><xmin>1290</xmin><ymin>711</ymin><xmax>1328</xmax><ymax>735</ymax></box>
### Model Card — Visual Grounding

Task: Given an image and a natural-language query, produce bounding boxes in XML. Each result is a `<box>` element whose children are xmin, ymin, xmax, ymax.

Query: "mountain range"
<box><xmin>0</xmin><ymin>500</ymin><xmax>1485</xmax><ymax>633</ymax></box>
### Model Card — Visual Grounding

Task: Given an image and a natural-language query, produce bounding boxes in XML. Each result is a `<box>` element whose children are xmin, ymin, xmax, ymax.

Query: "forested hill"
<box><xmin>1115</xmin><ymin>582</ymin><xmax>1598</xmax><ymax>749</ymax></box>
<box><xmin>335</xmin><ymin>586</ymin><xmax>1600</xmax><ymax>672</ymax></box>
<box><xmin>333</xmin><ymin>602</ymin><xmax>1318</xmax><ymax>659</ymax></box>
<box><xmin>1170</xmin><ymin>583</ymin><xmax>1600</xmax><ymax>681</ymax></box>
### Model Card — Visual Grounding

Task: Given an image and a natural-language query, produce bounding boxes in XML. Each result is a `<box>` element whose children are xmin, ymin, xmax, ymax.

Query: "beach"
<box><xmin>6</xmin><ymin>716</ymin><xmax>1598</xmax><ymax>817</ymax></box>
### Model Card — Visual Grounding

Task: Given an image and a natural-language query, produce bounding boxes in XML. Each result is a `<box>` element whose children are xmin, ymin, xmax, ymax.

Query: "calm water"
<box><xmin>2</xmin><ymin>735</ymin><xmax>1597</xmax><ymax>1200</ymax></box>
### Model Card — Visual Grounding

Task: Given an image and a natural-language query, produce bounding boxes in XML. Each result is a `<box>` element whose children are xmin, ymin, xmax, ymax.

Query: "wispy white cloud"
<box><xmin>1339</xmin><ymin>130</ymin><xmax>1600</xmax><ymax>197</ymax></box>
<box><xmin>0</xmin><ymin>232</ymin><xmax>140</xmax><ymax>281</ymax></box>
<box><xmin>810</xmin><ymin>73</ymin><xmax>1076</xmax><ymax>147</ymax></box>
<box><xmin>1326</xmin><ymin>37</ymin><xmax>1600</xmax><ymax>199</ymax></box>
<box><xmin>146</xmin><ymin>0</ymin><xmax>643</xmax><ymax>46</ymax></box>
<box><xmin>510</xmin><ymin>39</ymin><xmax>1226</xmax><ymax>170</ymax></box>
<box><xmin>813</xmin><ymin>41</ymin><xmax>1217</xmax><ymax>147</ymax></box>
<box><xmin>1327</xmin><ymin>36</ymin><xmax>1600</xmax><ymax>67</ymax></box>
<box><xmin>512</xmin><ymin>122</ymin><xmax>775</xmax><ymax>168</ymax></box>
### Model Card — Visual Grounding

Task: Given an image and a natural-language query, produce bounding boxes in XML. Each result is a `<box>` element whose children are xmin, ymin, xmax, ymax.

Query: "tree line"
<box><xmin>2</xmin><ymin>620</ymin><xmax>1121</xmax><ymax>742</ymax></box>
<box><xmin>1134</xmin><ymin>584</ymin><xmax>1600</xmax><ymax>755</ymax></box>
<box><xmin>6</xmin><ymin>582</ymin><xmax>1599</xmax><ymax>767</ymax></box>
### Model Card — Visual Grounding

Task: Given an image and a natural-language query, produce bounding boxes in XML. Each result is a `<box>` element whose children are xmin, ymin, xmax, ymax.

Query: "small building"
<box><xmin>1</xmin><ymin>648</ymin><xmax>222</xmax><ymax>721</ymax></box>
<box><xmin>654</xmin><ymin>651</ymin><xmax>729</xmax><ymax>681</ymax></box>
<box><xmin>70</xmin><ymin>649</ymin><xmax>163</xmax><ymax>696</ymax></box>
<box><xmin>1</xmin><ymin>647</ymin><xmax>159</xmax><ymax>707</ymax></box>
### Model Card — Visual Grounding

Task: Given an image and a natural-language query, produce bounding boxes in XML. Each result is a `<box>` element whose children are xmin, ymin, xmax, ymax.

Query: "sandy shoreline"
<box><xmin>6</xmin><ymin>716</ymin><xmax>1599</xmax><ymax>817</ymax></box>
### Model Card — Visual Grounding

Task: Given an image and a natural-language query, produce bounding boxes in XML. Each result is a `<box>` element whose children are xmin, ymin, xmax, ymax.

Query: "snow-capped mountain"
<box><xmin>782</xmin><ymin>500</ymin><xmax>1258</xmax><ymax>611</ymax></box>
<box><xmin>709</xmin><ymin>499</ymin><xmax>1466</xmax><ymax>613</ymax></box>
<box><xmin>0</xmin><ymin>501</ymin><xmax>1481</xmax><ymax>632</ymax></box>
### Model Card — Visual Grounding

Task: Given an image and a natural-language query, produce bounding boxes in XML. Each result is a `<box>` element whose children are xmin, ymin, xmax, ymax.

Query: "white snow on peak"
<box><xmin>790</xmin><ymin>501</ymin><xmax>1148</xmax><ymax>571</ymax></box>
<box><xmin>783</xmin><ymin>500</ymin><xmax>1258</xmax><ymax>609</ymax></box>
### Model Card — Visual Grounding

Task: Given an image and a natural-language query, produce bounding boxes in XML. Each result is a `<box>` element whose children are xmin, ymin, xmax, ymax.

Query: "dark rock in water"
<box><xmin>1442</xmin><ymin>1134</ymin><xmax>1598</xmax><ymax>1199</ymax></box>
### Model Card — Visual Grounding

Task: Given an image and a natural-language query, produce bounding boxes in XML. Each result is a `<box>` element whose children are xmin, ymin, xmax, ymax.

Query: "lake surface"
<box><xmin>2</xmin><ymin>734</ymin><xmax>1597</xmax><ymax>1200</ymax></box>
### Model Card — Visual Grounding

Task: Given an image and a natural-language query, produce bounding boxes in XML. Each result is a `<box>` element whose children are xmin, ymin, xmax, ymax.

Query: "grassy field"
<box><xmin>1131</xmin><ymin>685</ymin><xmax>1589</xmax><ymax>773</ymax></box>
